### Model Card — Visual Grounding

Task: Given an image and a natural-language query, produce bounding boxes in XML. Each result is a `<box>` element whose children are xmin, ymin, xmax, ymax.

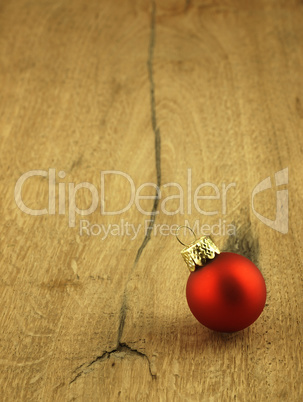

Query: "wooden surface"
<box><xmin>0</xmin><ymin>0</ymin><xmax>302</xmax><ymax>400</ymax></box>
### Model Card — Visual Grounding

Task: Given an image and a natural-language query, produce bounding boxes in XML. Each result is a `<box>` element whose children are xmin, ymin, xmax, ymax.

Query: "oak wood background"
<box><xmin>0</xmin><ymin>0</ymin><xmax>302</xmax><ymax>400</ymax></box>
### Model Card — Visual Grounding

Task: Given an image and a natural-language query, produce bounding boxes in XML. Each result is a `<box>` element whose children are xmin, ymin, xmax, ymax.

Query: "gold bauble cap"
<box><xmin>176</xmin><ymin>226</ymin><xmax>220</xmax><ymax>272</ymax></box>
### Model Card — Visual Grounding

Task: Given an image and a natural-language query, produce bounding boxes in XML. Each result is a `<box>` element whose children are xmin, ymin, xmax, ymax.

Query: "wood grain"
<box><xmin>0</xmin><ymin>0</ymin><xmax>302</xmax><ymax>400</ymax></box>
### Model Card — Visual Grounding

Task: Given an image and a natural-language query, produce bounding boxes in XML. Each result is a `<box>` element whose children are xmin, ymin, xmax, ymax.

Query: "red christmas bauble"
<box><xmin>186</xmin><ymin>252</ymin><xmax>266</xmax><ymax>332</ymax></box>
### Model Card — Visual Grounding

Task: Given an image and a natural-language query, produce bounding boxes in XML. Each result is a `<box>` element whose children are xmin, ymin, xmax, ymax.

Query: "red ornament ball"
<box><xmin>186</xmin><ymin>252</ymin><xmax>266</xmax><ymax>332</ymax></box>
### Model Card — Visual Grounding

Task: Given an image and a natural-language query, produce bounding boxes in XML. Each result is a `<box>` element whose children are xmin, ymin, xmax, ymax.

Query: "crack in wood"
<box><xmin>69</xmin><ymin>0</ymin><xmax>161</xmax><ymax>385</ymax></box>
<box><xmin>116</xmin><ymin>0</ymin><xmax>161</xmax><ymax>344</ymax></box>
<box><xmin>185</xmin><ymin>0</ymin><xmax>191</xmax><ymax>12</ymax></box>
<box><xmin>69</xmin><ymin>343</ymin><xmax>156</xmax><ymax>385</ymax></box>
<box><xmin>223</xmin><ymin>221</ymin><xmax>260</xmax><ymax>266</ymax></box>
<box><xmin>117</xmin><ymin>297</ymin><xmax>127</xmax><ymax>344</ymax></box>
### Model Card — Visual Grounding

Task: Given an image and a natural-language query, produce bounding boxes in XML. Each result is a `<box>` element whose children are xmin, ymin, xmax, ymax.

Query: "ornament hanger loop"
<box><xmin>175</xmin><ymin>225</ymin><xmax>197</xmax><ymax>247</ymax></box>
